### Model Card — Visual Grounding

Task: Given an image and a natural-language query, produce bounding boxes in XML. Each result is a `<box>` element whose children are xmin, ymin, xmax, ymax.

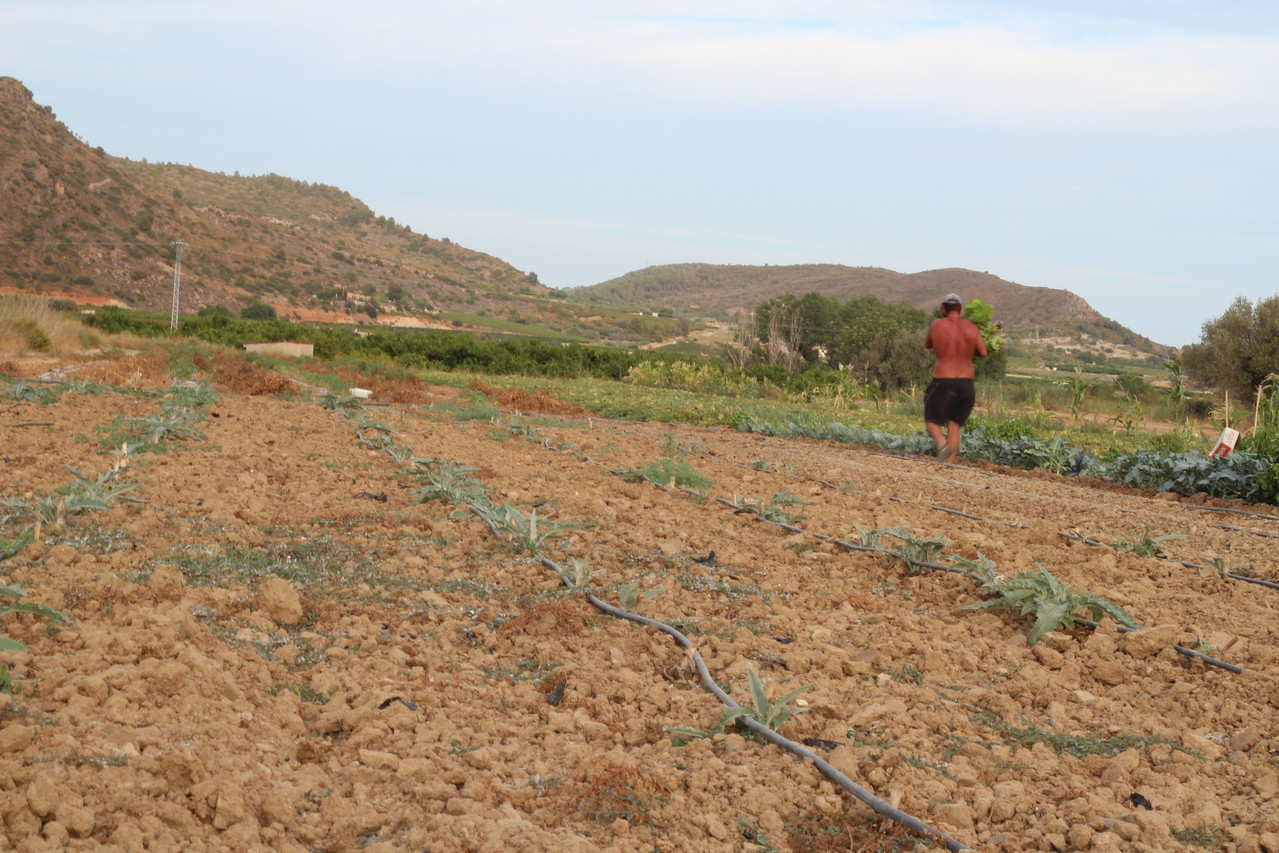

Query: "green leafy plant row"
<box><xmin>741</xmin><ymin>417</ymin><xmax>1279</xmax><ymax>505</ymax></box>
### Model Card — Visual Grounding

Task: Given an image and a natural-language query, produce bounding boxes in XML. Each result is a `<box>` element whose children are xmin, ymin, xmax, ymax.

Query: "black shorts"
<box><xmin>924</xmin><ymin>378</ymin><xmax>976</xmax><ymax>427</ymax></box>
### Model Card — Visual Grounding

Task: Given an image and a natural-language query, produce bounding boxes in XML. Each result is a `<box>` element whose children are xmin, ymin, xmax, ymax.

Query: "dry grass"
<box><xmin>468</xmin><ymin>379</ymin><xmax>591</xmax><ymax>416</ymax></box>
<box><xmin>209</xmin><ymin>352</ymin><xmax>305</xmax><ymax>396</ymax></box>
<box><xmin>556</xmin><ymin>754</ymin><xmax>673</xmax><ymax>829</ymax></box>
<box><xmin>0</xmin><ymin>294</ymin><xmax>153</xmax><ymax>357</ymax></box>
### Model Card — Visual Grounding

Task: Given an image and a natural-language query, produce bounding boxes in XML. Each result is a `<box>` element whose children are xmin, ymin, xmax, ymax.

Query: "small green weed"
<box><xmin>1171</xmin><ymin>826</ymin><xmax>1229</xmax><ymax>848</ymax></box>
<box><xmin>973</xmin><ymin>710</ymin><xmax>1183</xmax><ymax>759</ymax></box>
<box><xmin>735</xmin><ymin>490</ymin><xmax>810</xmax><ymax>524</ymax></box>
<box><xmin>0</xmin><ymin>665</ymin><xmax>22</xmax><ymax>695</ymax></box>
<box><xmin>482</xmin><ymin>656</ymin><xmax>561</xmax><ymax>685</ymax></box>
<box><xmin>626</xmin><ymin>457</ymin><xmax>714</xmax><ymax>494</ymax></box>
<box><xmin>1113</xmin><ymin>524</ymin><xmax>1186</xmax><ymax>559</ymax></box>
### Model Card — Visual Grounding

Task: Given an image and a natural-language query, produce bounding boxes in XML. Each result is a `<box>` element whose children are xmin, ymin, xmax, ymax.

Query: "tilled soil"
<box><xmin>0</xmin><ymin>361</ymin><xmax>1276</xmax><ymax>853</ymax></box>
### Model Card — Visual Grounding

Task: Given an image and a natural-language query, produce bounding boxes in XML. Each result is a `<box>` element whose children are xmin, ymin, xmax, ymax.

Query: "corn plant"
<box><xmin>947</xmin><ymin>551</ymin><xmax>1000</xmax><ymax>585</ymax></box>
<box><xmin>964</xmin><ymin>564</ymin><xmax>1139</xmax><ymax>645</ymax></box>
<box><xmin>166</xmin><ymin>380</ymin><xmax>219</xmax><ymax>411</ymax></box>
<box><xmin>565</xmin><ymin>558</ymin><xmax>595</xmax><ymax>589</ymax></box>
<box><xmin>64</xmin><ymin>465</ymin><xmax>143</xmax><ymax>504</ymax></box>
<box><xmin>1203</xmin><ymin>556</ymin><xmax>1250</xmax><ymax>579</ymax></box>
<box><xmin>618</xmin><ymin>582</ymin><xmax>661</xmax><ymax>612</ymax></box>
<box><xmin>5</xmin><ymin>465</ymin><xmax>144</xmax><ymax>529</ymax></box>
<box><xmin>495</xmin><ymin>416</ymin><xmax>543</xmax><ymax>442</ymax></box>
<box><xmin>0</xmin><ymin>584</ymin><xmax>72</xmax><ymax>652</ymax></box>
<box><xmin>124</xmin><ymin>412</ymin><xmax>206</xmax><ymax>444</ymax></box>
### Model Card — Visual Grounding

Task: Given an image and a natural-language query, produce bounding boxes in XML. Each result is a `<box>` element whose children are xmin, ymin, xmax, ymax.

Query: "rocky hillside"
<box><xmin>0</xmin><ymin>77</ymin><xmax>544</xmax><ymax>321</ymax></box>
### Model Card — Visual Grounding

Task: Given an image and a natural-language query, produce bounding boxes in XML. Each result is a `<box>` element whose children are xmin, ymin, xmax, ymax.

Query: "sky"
<box><xmin>3</xmin><ymin>1</ymin><xmax>1277</xmax><ymax>347</ymax></box>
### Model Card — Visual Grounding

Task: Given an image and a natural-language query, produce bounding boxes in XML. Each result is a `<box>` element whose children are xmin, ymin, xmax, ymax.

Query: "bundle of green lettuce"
<box><xmin>963</xmin><ymin>298</ymin><xmax>1004</xmax><ymax>355</ymax></box>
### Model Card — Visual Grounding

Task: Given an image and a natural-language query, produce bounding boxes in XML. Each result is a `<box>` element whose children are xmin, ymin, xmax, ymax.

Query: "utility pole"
<box><xmin>170</xmin><ymin>241</ymin><xmax>187</xmax><ymax>330</ymax></box>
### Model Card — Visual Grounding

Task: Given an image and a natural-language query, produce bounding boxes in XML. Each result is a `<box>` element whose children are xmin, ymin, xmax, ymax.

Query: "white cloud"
<box><xmin>514</xmin><ymin>21</ymin><xmax>1276</xmax><ymax>132</ymax></box>
<box><xmin>16</xmin><ymin>1</ymin><xmax>1270</xmax><ymax>134</ymax></box>
<box><xmin>270</xmin><ymin>3</ymin><xmax>1278</xmax><ymax>134</ymax></box>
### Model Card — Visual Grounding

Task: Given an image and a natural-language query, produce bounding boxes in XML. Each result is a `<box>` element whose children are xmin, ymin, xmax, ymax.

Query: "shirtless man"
<box><xmin>923</xmin><ymin>293</ymin><xmax>988</xmax><ymax>463</ymax></box>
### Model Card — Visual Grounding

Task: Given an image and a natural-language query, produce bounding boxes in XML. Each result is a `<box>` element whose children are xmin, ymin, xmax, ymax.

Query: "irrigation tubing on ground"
<box><xmin>708</xmin><ymin>492</ymin><xmax>1253</xmax><ymax>677</ymax></box>
<box><xmin>514</xmin><ymin>417</ymin><xmax>1256</xmax><ymax>678</ymax></box>
<box><xmin>531</xmin><ymin>553</ymin><xmax>973</xmax><ymax>853</ymax></box>
<box><xmin>814</xmin><ymin>478</ymin><xmax>1279</xmax><ymax>594</ymax></box>
<box><xmin>1055</xmin><ymin>532</ymin><xmax>1279</xmax><ymax>592</ymax></box>
<box><xmin>411</xmin><ymin>409</ymin><xmax>1257</xmax><ymax>844</ymax></box>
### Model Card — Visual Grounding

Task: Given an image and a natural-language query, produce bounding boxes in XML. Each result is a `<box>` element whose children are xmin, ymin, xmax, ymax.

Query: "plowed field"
<box><xmin>0</xmin><ymin>358</ymin><xmax>1276</xmax><ymax>853</ymax></box>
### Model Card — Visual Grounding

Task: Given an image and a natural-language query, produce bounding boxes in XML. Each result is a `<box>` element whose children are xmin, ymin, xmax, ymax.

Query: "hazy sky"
<box><xmin>4</xmin><ymin>1</ymin><xmax>1277</xmax><ymax>346</ymax></box>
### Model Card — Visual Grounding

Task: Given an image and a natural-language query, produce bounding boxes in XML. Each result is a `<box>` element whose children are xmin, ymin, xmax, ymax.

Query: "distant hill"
<box><xmin>0</xmin><ymin>77</ymin><xmax>548</xmax><ymax>324</ymax></box>
<box><xmin>0</xmin><ymin>76</ymin><xmax>1163</xmax><ymax>356</ymax></box>
<box><xmin>573</xmin><ymin>263</ymin><xmax>1167</xmax><ymax>353</ymax></box>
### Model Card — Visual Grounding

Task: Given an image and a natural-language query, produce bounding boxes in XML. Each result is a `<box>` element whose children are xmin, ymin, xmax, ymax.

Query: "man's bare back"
<box><xmin>925</xmin><ymin>314</ymin><xmax>988</xmax><ymax>377</ymax></box>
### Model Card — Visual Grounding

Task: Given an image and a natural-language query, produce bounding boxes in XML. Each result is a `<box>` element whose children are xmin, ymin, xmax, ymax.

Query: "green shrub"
<box><xmin>17</xmin><ymin>319</ymin><xmax>51</xmax><ymax>352</ymax></box>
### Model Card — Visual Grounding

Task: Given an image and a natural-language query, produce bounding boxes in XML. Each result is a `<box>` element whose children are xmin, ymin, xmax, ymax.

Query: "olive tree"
<box><xmin>1183</xmin><ymin>295</ymin><xmax>1279</xmax><ymax>399</ymax></box>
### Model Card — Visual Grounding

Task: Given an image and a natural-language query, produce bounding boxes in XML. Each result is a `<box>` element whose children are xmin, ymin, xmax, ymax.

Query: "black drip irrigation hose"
<box><xmin>487</xmin><ymin>415</ymin><xmax>1260</xmax><ymax>677</ymax></box>
<box><xmin>455</xmin><ymin>458</ymin><xmax>971</xmax><ymax>847</ymax></box>
<box><xmin>1054</xmin><ymin>532</ymin><xmax>1279</xmax><ymax>592</ymax></box>
<box><xmin>814</xmin><ymin>480</ymin><xmax>1279</xmax><ymax>594</ymax></box>
<box><xmin>454</xmin><ymin>413</ymin><xmax>1265</xmax><ymax>844</ymax></box>
<box><xmin>519</xmin><ymin>420</ymin><xmax>1261</xmax><ymax>678</ymax></box>
<box><xmin>1214</xmin><ymin>522</ymin><xmax>1279</xmax><ymax>540</ymax></box>
<box><xmin>530</xmin><ymin>553</ymin><xmax>972</xmax><ymax>853</ymax></box>
<box><xmin>1192</xmin><ymin>503</ymin><xmax>1279</xmax><ymax>523</ymax></box>
<box><xmin>710</xmin><ymin>493</ymin><xmax>1254</xmax><ymax>677</ymax></box>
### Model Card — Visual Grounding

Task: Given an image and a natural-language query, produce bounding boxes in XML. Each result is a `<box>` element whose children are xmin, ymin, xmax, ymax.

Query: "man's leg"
<box><xmin>926</xmin><ymin>420</ymin><xmax>945</xmax><ymax>451</ymax></box>
<box><xmin>926</xmin><ymin>421</ymin><xmax>954</xmax><ymax>462</ymax></box>
<box><xmin>945</xmin><ymin>421</ymin><xmax>962</xmax><ymax>460</ymax></box>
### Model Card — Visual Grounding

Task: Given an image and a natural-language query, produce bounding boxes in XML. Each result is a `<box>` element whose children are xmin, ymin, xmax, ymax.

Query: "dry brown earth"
<box><xmin>0</xmin><ymin>357</ymin><xmax>1276</xmax><ymax>852</ymax></box>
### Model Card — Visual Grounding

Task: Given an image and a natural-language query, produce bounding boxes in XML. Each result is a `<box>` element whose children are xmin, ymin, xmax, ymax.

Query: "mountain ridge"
<box><xmin>0</xmin><ymin>77</ymin><xmax>544</xmax><ymax>321</ymax></box>
<box><xmin>1</xmin><ymin>76</ymin><xmax>1165</xmax><ymax>354</ymax></box>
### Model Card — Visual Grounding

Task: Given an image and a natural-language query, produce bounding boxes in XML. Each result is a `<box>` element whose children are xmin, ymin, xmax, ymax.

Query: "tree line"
<box><xmin>724</xmin><ymin>292</ymin><xmax>1006</xmax><ymax>391</ymax></box>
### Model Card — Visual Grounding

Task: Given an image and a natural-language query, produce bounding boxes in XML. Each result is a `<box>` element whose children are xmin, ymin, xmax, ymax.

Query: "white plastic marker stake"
<box><xmin>1210</xmin><ymin>427</ymin><xmax>1239</xmax><ymax>458</ymax></box>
